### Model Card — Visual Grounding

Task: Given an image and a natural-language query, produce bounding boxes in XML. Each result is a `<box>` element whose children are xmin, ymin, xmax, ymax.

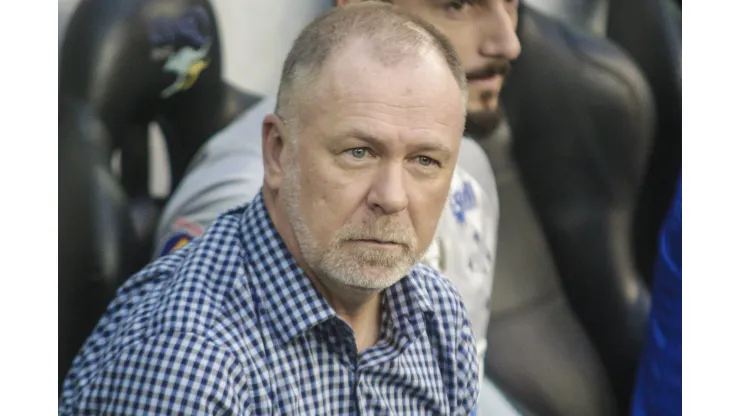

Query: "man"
<box><xmin>155</xmin><ymin>0</ymin><xmax>519</xmax><ymax>365</ymax></box>
<box><xmin>59</xmin><ymin>3</ymin><xmax>479</xmax><ymax>414</ymax></box>
<box><xmin>154</xmin><ymin>92</ymin><xmax>498</xmax><ymax>379</ymax></box>
<box><xmin>153</xmin><ymin>0</ymin><xmax>521</xmax><ymax>413</ymax></box>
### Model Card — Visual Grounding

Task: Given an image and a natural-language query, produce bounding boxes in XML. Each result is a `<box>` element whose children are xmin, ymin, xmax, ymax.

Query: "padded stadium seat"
<box><xmin>59</xmin><ymin>97</ymin><xmax>140</xmax><ymax>393</ymax></box>
<box><xmin>493</xmin><ymin>3</ymin><xmax>655</xmax><ymax>413</ymax></box>
<box><xmin>606</xmin><ymin>0</ymin><xmax>682</xmax><ymax>285</ymax></box>
<box><xmin>482</xmin><ymin>114</ymin><xmax>619</xmax><ymax>416</ymax></box>
<box><xmin>58</xmin><ymin>0</ymin><xmax>260</xmax><ymax>389</ymax></box>
<box><xmin>59</xmin><ymin>0</ymin><xmax>260</xmax><ymax>265</ymax></box>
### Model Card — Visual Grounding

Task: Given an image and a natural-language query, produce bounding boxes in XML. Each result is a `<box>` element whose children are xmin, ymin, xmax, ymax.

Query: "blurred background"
<box><xmin>59</xmin><ymin>0</ymin><xmax>681</xmax><ymax>415</ymax></box>
<box><xmin>59</xmin><ymin>0</ymin><xmax>334</xmax><ymax>196</ymax></box>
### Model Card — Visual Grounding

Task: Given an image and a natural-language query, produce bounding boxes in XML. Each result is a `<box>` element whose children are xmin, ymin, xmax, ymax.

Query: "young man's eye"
<box><xmin>445</xmin><ymin>0</ymin><xmax>473</xmax><ymax>13</ymax></box>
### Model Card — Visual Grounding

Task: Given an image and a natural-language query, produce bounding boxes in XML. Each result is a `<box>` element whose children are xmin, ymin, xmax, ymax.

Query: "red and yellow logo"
<box><xmin>160</xmin><ymin>232</ymin><xmax>194</xmax><ymax>257</ymax></box>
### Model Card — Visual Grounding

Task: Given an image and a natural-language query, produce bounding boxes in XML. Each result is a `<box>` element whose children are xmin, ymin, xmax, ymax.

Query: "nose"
<box><xmin>479</xmin><ymin>4</ymin><xmax>522</xmax><ymax>61</ymax></box>
<box><xmin>366</xmin><ymin>162</ymin><xmax>409</xmax><ymax>216</ymax></box>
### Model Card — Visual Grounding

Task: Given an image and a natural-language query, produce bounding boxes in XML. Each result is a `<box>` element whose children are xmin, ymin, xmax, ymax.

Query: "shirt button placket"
<box><xmin>356</xmin><ymin>372</ymin><xmax>367</xmax><ymax>415</ymax></box>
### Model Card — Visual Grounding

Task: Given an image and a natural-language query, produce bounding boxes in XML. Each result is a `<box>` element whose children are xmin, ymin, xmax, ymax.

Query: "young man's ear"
<box><xmin>262</xmin><ymin>113</ymin><xmax>289</xmax><ymax>191</ymax></box>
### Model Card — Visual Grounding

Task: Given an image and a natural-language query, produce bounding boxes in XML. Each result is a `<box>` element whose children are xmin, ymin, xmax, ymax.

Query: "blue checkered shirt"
<box><xmin>59</xmin><ymin>191</ymin><xmax>480</xmax><ymax>415</ymax></box>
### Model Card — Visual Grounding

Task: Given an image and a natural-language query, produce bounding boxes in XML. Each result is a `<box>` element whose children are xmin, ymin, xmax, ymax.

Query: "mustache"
<box><xmin>466</xmin><ymin>60</ymin><xmax>511</xmax><ymax>81</ymax></box>
<box><xmin>337</xmin><ymin>219</ymin><xmax>416</xmax><ymax>248</ymax></box>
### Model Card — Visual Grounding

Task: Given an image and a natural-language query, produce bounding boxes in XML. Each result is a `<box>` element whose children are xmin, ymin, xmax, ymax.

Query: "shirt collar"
<box><xmin>240</xmin><ymin>190</ymin><xmax>436</xmax><ymax>347</ymax></box>
<box><xmin>382</xmin><ymin>269</ymin><xmax>436</xmax><ymax>344</ymax></box>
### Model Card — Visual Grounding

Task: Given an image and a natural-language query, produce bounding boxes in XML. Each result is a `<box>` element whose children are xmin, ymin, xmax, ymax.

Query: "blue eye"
<box><xmin>416</xmin><ymin>156</ymin><xmax>440</xmax><ymax>167</ymax></box>
<box><xmin>349</xmin><ymin>148</ymin><xmax>369</xmax><ymax>158</ymax></box>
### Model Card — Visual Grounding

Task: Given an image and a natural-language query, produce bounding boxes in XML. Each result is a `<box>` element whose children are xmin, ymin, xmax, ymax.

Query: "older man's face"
<box><xmin>281</xmin><ymin>39</ymin><xmax>465</xmax><ymax>291</ymax></box>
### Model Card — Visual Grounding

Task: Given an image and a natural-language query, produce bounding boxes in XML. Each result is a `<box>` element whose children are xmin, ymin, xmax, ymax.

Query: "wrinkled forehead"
<box><xmin>300</xmin><ymin>39</ymin><xmax>465</xmax><ymax>133</ymax></box>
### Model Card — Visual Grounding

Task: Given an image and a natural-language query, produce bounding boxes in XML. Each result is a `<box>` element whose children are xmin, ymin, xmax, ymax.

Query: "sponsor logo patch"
<box><xmin>173</xmin><ymin>217</ymin><xmax>206</xmax><ymax>237</ymax></box>
<box><xmin>158</xmin><ymin>217</ymin><xmax>206</xmax><ymax>257</ymax></box>
<box><xmin>146</xmin><ymin>4</ymin><xmax>212</xmax><ymax>98</ymax></box>
<box><xmin>160</xmin><ymin>231</ymin><xmax>194</xmax><ymax>257</ymax></box>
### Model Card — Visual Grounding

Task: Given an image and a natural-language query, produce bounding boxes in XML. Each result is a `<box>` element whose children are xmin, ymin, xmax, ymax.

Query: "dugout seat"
<box><xmin>59</xmin><ymin>0</ymin><xmax>260</xmax><ymax>268</ymax></box>
<box><xmin>483</xmin><ymin>3</ymin><xmax>656</xmax><ymax>413</ymax></box>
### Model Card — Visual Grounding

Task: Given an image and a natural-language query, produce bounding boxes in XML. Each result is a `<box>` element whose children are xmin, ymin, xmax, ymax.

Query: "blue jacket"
<box><xmin>632</xmin><ymin>175</ymin><xmax>682</xmax><ymax>416</ymax></box>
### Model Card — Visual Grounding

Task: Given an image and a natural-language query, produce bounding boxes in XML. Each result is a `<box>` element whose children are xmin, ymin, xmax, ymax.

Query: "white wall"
<box><xmin>212</xmin><ymin>0</ymin><xmax>333</xmax><ymax>95</ymax></box>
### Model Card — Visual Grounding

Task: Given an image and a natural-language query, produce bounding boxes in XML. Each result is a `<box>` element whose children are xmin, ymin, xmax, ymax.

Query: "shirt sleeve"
<box><xmin>455</xmin><ymin>309</ymin><xmax>481</xmax><ymax>415</ymax></box>
<box><xmin>152</xmin><ymin>157</ymin><xmax>263</xmax><ymax>260</ymax></box>
<box><xmin>60</xmin><ymin>331</ymin><xmax>248</xmax><ymax>415</ymax></box>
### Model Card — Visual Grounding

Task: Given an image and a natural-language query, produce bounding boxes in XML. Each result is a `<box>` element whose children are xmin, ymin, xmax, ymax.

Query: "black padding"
<box><xmin>59</xmin><ymin>0</ymin><xmax>260</xmax><ymax>255</ymax></box>
<box><xmin>478</xmin><ymin>117</ymin><xmax>617</xmax><ymax>416</ymax></box>
<box><xmin>487</xmin><ymin>293</ymin><xmax>619</xmax><ymax>416</ymax></box>
<box><xmin>607</xmin><ymin>0</ymin><xmax>682</xmax><ymax>286</ymax></box>
<box><xmin>58</xmin><ymin>0</ymin><xmax>261</xmax><ymax>389</ymax></box>
<box><xmin>489</xmin><ymin>4</ymin><xmax>655</xmax><ymax>413</ymax></box>
<box><xmin>59</xmin><ymin>0</ymin><xmax>259</xmax><ymax>191</ymax></box>
<box><xmin>59</xmin><ymin>98</ymin><xmax>140</xmax><ymax>393</ymax></box>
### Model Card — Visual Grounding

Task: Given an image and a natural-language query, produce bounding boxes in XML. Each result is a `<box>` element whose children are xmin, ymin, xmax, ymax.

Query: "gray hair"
<box><xmin>274</xmin><ymin>1</ymin><xmax>468</xmax><ymax>131</ymax></box>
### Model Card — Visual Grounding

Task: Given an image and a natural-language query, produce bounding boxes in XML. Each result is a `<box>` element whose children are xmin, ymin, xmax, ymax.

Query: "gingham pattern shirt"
<box><xmin>60</xmin><ymin>191</ymin><xmax>480</xmax><ymax>415</ymax></box>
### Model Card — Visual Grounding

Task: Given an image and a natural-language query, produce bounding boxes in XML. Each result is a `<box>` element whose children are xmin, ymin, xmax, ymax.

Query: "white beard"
<box><xmin>281</xmin><ymin>163</ymin><xmax>419</xmax><ymax>291</ymax></box>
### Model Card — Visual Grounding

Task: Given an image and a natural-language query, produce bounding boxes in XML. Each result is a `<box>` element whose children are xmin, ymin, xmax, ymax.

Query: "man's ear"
<box><xmin>336</xmin><ymin>0</ymin><xmax>364</xmax><ymax>6</ymax></box>
<box><xmin>262</xmin><ymin>113</ymin><xmax>290</xmax><ymax>191</ymax></box>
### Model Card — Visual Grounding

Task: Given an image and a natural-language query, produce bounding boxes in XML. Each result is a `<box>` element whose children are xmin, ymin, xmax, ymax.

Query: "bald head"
<box><xmin>275</xmin><ymin>1</ymin><xmax>467</xmax><ymax>130</ymax></box>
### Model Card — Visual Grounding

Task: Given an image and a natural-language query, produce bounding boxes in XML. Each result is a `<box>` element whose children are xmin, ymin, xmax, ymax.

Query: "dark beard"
<box><xmin>464</xmin><ymin>107</ymin><xmax>503</xmax><ymax>140</ymax></box>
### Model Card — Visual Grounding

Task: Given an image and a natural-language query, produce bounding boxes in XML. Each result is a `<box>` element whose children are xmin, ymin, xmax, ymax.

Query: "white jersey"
<box><xmin>421</xmin><ymin>165</ymin><xmax>497</xmax><ymax>367</ymax></box>
<box><xmin>154</xmin><ymin>95</ymin><xmax>499</xmax><ymax>372</ymax></box>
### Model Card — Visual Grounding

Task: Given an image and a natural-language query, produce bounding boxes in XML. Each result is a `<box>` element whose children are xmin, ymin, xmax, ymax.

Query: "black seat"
<box><xmin>484</xmin><ymin>4</ymin><xmax>655</xmax><ymax>413</ymax></box>
<box><xmin>59</xmin><ymin>98</ymin><xmax>139</xmax><ymax>393</ymax></box>
<box><xmin>59</xmin><ymin>0</ymin><xmax>260</xmax><ymax>267</ymax></box>
<box><xmin>481</xmin><ymin>116</ymin><xmax>618</xmax><ymax>416</ymax></box>
<box><xmin>58</xmin><ymin>0</ymin><xmax>260</xmax><ymax>390</ymax></box>
<box><xmin>606</xmin><ymin>0</ymin><xmax>682</xmax><ymax>285</ymax></box>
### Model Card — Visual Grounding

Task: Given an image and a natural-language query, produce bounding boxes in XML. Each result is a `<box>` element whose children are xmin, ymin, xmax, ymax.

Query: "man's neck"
<box><xmin>308</xmin><ymin>275</ymin><xmax>383</xmax><ymax>353</ymax></box>
<box><xmin>263</xmin><ymin>188</ymin><xmax>383</xmax><ymax>352</ymax></box>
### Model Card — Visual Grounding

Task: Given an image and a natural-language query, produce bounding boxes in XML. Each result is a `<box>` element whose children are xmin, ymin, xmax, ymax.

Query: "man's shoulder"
<box><xmin>194</xmin><ymin>94</ymin><xmax>276</xmax><ymax>159</ymax></box>
<box><xmin>64</xmin><ymin>208</ymin><xmax>253</xmax><ymax>393</ymax></box>
<box><xmin>450</xmin><ymin>158</ymin><xmax>496</xmax><ymax>223</ymax></box>
<box><xmin>457</xmin><ymin>138</ymin><xmax>498</xmax><ymax>212</ymax></box>
<box><xmin>154</xmin><ymin>206</ymin><xmax>248</xmax><ymax>277</ymax></box>
<box><xmin>59</xmin><ymin>322</ymin><xmax>245</xmax><ymax>414</ymax></box>
<box><xmin>153</xmin><ymin>95</ymin><xmax>277</xmax><ymax>251</ymax></box>
<box><xmin>120</xmin><ymin>207</ymin><xmax>248</xmax><ymax>326</ymax></box>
